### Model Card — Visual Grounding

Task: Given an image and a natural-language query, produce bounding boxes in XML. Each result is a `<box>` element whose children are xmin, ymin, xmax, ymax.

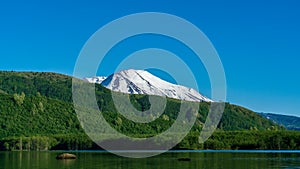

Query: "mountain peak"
<box><xmin>85</xmin><ymin>69</ymin><xmax>213</xmax><ymax>102</ymax></box>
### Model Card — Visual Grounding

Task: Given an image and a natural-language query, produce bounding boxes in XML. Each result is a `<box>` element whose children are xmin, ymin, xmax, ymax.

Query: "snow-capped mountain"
<box><xmin>84</xmin><ymin>76</ymin><xmax>107</xmax><ymax>84</ymax></box>
<box><xmin>85</xmin><ymin>69</ymin><xmax>212</xmax><ymax>102</ymax></box>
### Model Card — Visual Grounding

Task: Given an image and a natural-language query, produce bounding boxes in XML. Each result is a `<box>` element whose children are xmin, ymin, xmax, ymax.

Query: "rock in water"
<box><xmin>56</xmin><ymin>153</ymin><xmax>77</xmax><ymax>160</ymax></box>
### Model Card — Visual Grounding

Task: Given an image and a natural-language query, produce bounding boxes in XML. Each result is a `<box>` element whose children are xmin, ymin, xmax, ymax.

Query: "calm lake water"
<box><xmin>1</xmin><ymin>151</ymin><xmax>300</xmax><ymax>169</ymax></box>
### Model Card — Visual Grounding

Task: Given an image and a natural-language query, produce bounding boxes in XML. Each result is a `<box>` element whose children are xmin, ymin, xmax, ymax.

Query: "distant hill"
<box><xmin>259</xmin><ymin>113</ymin><xmax>300</xmax><ymax>130</ymax></box>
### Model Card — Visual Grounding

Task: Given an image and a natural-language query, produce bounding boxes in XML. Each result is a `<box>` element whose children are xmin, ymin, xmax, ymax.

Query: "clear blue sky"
<box><xmin>0</xmin><ymin>0</ymin><xmax>299</xmax><ymax>116</ymax></box>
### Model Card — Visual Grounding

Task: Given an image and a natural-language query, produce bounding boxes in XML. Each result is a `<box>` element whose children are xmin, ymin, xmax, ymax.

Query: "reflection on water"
<box><xmin>1</xmin><ymin>151</ymin><xmax>300</xmax><ymax>169</ymax></box>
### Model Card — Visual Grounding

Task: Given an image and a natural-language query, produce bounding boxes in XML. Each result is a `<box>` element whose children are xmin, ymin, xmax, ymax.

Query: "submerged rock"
<box><xmin>56</xmin><ymin>153</ymin><xmax>77</xmax><ymax>160</ymax></box>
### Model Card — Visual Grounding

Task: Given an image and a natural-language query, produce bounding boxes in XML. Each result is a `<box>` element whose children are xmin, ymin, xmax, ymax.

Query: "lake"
<box><xmin>1</xmin><ymin>150</ymin><xmax>300</xmax><ymax>169</ymax></box>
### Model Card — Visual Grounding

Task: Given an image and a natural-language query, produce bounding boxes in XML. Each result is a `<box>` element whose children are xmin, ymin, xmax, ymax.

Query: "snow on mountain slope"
<box><xmin>84</xmin><ymin>76</ymin><xmax>107</xmax><ymax>84</ymax></box>
<box><xmin>86</xmin><ymin>69</ymin><xmax>212</xmax><ymax>102</ymax></box>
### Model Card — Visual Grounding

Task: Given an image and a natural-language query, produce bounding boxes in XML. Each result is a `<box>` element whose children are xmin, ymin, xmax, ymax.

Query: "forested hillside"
<box><xmin>0</xmin><ymin>71</ymin><xmax>294</xmax><ymax>151</ymax></box>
